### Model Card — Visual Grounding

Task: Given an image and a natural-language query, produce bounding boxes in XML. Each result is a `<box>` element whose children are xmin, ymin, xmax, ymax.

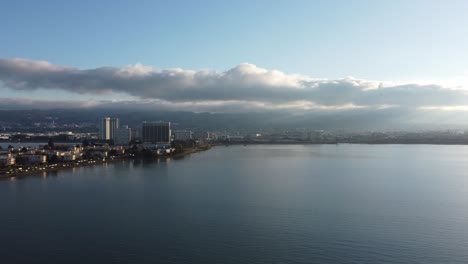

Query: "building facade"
<box><xmin>114</xmin><ymin>125</ymin><xmax>132</xmax><ymax>145</ymax></box>
<box><xmin>99</xmin><ymin>117</ymin><xmax>119</xmax><ymax>140</ymax></box>
<box><xmin>0</xmin><ymin>152</ymin><xmax>15</xmax><ymax>166</ymax></box>
<box><xmin>141</xmin><ymin>122</ymin><xmax>171</xmax><ymax>143</ymax></box>
<box><xmin>173</xmin><ymin>131</ymin><xmax>193</xmax><ymax>141</ymax></box>
<box><xmin>17</xmin><ymin>154</ymin><xmax>47</xmax><ymax>165</ymax></box>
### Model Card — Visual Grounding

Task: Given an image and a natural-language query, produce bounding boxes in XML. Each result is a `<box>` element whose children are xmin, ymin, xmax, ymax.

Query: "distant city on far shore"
<box><xmin>2</xmin><ymin>110</ymin><xmax>468</xmax><ymax>147</ymax></box>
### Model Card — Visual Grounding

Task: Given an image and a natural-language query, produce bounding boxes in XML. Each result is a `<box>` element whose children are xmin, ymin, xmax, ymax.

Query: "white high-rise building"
<box><xmin>99</xmin><ymin>117</ymin><xmax>119</xmax><ymax>140</ymax></box>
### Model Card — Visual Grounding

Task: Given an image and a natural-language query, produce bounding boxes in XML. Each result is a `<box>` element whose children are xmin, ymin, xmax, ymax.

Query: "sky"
<box><xmin>1</xmin><ymin>0</ymin><xmax>468</xmax><ymax>126</ymax></box>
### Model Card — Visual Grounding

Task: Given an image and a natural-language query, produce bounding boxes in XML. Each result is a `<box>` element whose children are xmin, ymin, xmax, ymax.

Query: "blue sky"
<box><xmin>2</xmin><ymin>0</ymin><xmax>467</xmax><ymax>79</ymax></box>
<box><xmin>1</xmin><ymin>0</ymin><xmax>468</xmax><ymax>118</ymax></box>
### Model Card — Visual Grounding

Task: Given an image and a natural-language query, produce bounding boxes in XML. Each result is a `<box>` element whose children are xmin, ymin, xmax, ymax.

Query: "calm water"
<box><xmin>1</xmin><ymin>144</ymin><xmax>468</xmax><ymax>263</ymax></box>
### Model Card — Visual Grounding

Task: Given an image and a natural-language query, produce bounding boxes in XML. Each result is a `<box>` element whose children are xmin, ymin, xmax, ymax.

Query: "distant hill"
<box><xmin>1</xmin><ymin>108</ymin><xmax>466</xmax><ymax>132</ymax></box>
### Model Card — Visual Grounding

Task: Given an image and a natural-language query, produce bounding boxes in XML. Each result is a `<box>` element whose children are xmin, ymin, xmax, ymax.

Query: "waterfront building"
<box><xmin>227</xmin><ymin>135</ymin><xmax>245</xmax><ymax>141</ymax></box>
<box><xmin>99</xmin><ymin>117</ymin><xmax>120</xmax><ymax>140</ymax></box>
<box><xmin>205</xmin><ymin>132</ymin><xmax>218</xmax><ymax>140</ymax></box>
<box><xmin>0</xmin><ymin>153</ymin><xmax>15</xmax><ymax>166</ymax></box>
<box><xmin>61</xmin><ymin>153</ymin><xmax>76</xmax><ymax>162</ymax></box>
<box><xmin>87</xmin><ymin>147</ymin><xmax>109</xmax><ymax>159</ymax></box>
<box><xmin>114</xmin><ymin>125</ymin><xmax>132</xmax><ymax>145</ymax></box>
<box><xmin>16</xmin><ymin>154</ymin><xmax>47</xmax><ymax>165</ymax></box>
<box><xmin>141</xmin><ymin>121</ymin><xmax>171</xmax><ymax>143</ymax></box>
<box><xmin>173</xmin><ymin>131</ymin><xmax>193</xmax><ymax>141</ymax></box>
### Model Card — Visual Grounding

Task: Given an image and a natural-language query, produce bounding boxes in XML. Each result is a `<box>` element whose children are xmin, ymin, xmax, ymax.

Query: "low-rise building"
<box><xmin>204</xmin><ymin>132</ymin><xmax>218</xmax><ymax>141</ymax></box>
<box><xmin>173</xmin><ymin>131</ymin><xmax>193</xmax><ymax>141</ymax></box>
<box><xmin>157</xmin><ymin>148</ymin><xmax>174</xmax><ymax>155</ymax></box>
<box><xmin>17</xmin><ymin>154</ymin><xmax>47</xmax><ymax>165</ymax></box>
<box><xmin>86</xmin><ymin>148</ymin><xmax>108</xmax><ymax>158</ymax></box>
<box><xmin>227</xmin><ymin>135</ymin><xmax>245</xmax><ymax>141</ymax></box>
<box><xmin>61</xmin><ymin>152</ymin><xmax>76</xmax><ymax>162</ymax></box>
<box><xmin>0</xmin><ymin>153</ymin><xmax>15</xmax><ymax>166</ymax></box>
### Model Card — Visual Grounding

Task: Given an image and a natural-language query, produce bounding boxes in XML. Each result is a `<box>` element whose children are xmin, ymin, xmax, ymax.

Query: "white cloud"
<box><xmin>418</xmin><ymin>105</ymin><xmax>468</xmax><ymax>111</ymax></box>
<box><xmin>1</xmin><ymin>58</ymin><xmax>468</xmax><ymax>113</ymax></box>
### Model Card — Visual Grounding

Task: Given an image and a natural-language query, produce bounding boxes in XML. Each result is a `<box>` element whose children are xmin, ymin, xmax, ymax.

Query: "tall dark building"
<box><xmin>141</xmin><ymin>121</ymin><xmax>171</xmax><ymax>143</ymax></box>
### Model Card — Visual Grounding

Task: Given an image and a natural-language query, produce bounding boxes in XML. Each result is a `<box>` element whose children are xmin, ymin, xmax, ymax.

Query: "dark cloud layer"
<box><xmin>0</xmin><ymin>59</ymin><xmax>468</xmax><ymax>108</ymax></box>
<box><xmin>1</xmin><ymin>58</ymin><xmax>468</xmax><ymax>113</ymax></box>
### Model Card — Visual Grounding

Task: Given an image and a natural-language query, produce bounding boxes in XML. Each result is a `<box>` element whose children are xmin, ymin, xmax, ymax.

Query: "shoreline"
<box><xmin>3</xmin><ymin>142</ymin><xmax>468</xmax><ymax>180</ymax></box>
<box><xmin>0</xmin><ymin>145</ymin><xmax>212</xmax><ymax>180</ymax></box>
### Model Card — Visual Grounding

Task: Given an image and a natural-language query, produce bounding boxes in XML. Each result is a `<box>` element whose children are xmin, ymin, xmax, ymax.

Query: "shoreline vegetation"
<box><xmin>0</xmin><ymin>143</ymin><xmax>214</xmax><ymax>180</ymax></box>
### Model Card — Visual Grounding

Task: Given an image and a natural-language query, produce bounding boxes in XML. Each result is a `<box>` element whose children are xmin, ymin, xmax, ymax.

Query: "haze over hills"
<box><xmin>0</xmin><ymin>108</ymin><xmax>466</xmax><ymax>132</ymax></box>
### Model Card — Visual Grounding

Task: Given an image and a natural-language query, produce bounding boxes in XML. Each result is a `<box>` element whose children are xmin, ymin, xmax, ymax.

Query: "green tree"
<box><xmin>48</xmin><ymin>138</ymin><xmax>55</xmax><ymax>148</ymax></box>
<box><xmin>171</xmin><ymin>141</ymin><xmax>183</xmax><ymax>153</ymax></box>
<box><xmin>141</xmin><ymin>148</ymin><xmax>154</xmax><ymax>158</ymax></box>
<box><xmin>49</xmin><ymin>154</ymin><xmax>59</xmax><ymax>164</ymax></box>
<box><xmin>82</xmin><ymin>139</ymin><xmax>90</xmax><ymax>147</ymax></box>
<box><xmin>108</xmin><ymin>149</ymin><xmax>118</xmax><ymax>157</ymax></box>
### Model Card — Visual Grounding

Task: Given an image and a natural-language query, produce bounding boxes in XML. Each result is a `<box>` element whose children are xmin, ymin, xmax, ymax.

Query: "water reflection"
<box><xmin>44</xmin><ymin>170</ymin><xmax>58</xmax><ymax>178</ymax></box>
<box><xmin>0</xmin><ymin>169</ymin><xmax>60</xmax><ymax>182</ymax></box>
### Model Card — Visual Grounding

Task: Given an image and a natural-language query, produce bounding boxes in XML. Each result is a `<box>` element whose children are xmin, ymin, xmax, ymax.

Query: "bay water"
<box><xmin>1</xmin><ymin>144</ymin><xmax>468</xmax><ymax>263</ymax></box>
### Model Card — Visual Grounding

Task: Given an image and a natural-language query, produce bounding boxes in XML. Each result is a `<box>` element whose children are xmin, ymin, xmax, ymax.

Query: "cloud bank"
<box><xmin>1</xmin><ymin>58</ymin><xmax>468</xmax><ymax>113</ymax></box>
